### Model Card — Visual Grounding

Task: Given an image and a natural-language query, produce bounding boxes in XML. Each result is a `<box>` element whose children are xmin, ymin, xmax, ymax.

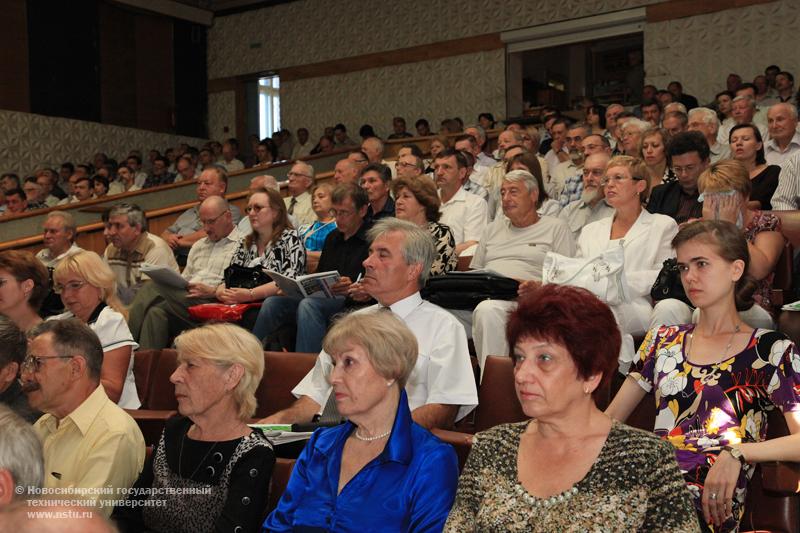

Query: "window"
<box><xmin>258</xmin><ymin>75</ymin><xmax>281</xmax><ymax>140</ymax></box>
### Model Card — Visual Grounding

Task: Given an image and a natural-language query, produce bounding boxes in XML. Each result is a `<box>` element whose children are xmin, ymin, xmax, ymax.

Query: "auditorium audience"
<box><xmin>415</xmin><ymin>118</ymin><xmax>432</xmax><ymax>137</ymax></box>
<box><xmin>464</xmin><ymin>125</ymin><xmax>496</xmax><ymax>168</ymax></box>
<box><xmin>252</xmin><ymin>183</ymin><xmax>369</xmax><ymax>353</ymax></box>
<box><xmin>608</xmin><ymin>220</ymin><xmax>800</xmax><ymax>532</ymax></box>
<box><xmin>298</xmin><ymin>182</ymin><xmax>337</xmax><ymax>270</ymax></box>
<box><xmin>687</xmin><ymin>107</ymin><xmax>731</xmax><ymax>164</ymax></box>
<box><xmin>21</xmin><ymin>319</ymin><xmax>145</xmax><ymax>517</ymax></box>
<box><xmin>0</xmin><ymin>318</ymin><xmax>40</xmax><ymax>423</ymax></box>
<box><xmin>264</xmin><ymin>311</ymin><xmax>459</xmax><ymax>531</ymax></box>
<box><xmin>435</xmin><ymin>149</ymin><xmax>488</xmax><ymax>256</ymax></box>
<box><xmin>393</xmin><ymin>177</ymin><xmax>457</xmax><ymax>276</ymax></box>
<box><xmin>284</xmin><ymin>160</ymin><xmax>317</xmax><ymax>227</ymax></box>
<box><xmin>504</xmin><ymin>150</ymin><xmax>559</xmax><ymax>217</ymax></box>
<box><xmin>142</xmin><ymin>156</ymin><xmax>174</xmax><ymax>189</ymax></box>
<box><xmin>22</xmin><ymin>177</ymin><xmax>48</xmax><ymax>210</ymax></box>
<box><xmin>2</xmin><ymin>188</ymin><xmax>30</xmax><ymax>215</ymax></box>
<box><xmin>640</xmin><ymin>127</ymin><xmax>674</xmax><ymax>191</ymax></box>
<box><xmin>470</xmin><ymin>169</ymin><xmax>575</xmax><ymax>369</ymax></box>
<box><xmin>36</xmin><ymin>211</ymin><xmax>82</xmax><ymax>269</ymax></box>
<box><xmin>395</xmin><ymin>152</ymin><xmax>425</xmax><ymax>181</ymax></box>
<box><xmin>557</xmin><ymin>134</ymin><xmax>612</xmax><ymax>207</ymax></box>
<box><xmin>729</xmin><ymin>123</ymin><xmax>780</xmax><ymax>210</ymax></box>
<box><xmin>640</xmin><ymin>98</ymin><xmax>662</xmax><ymax>126</ymax></box>
<box><xmin>648</xmin><ymin>131</ymin><xmax>709</xmax><ymax>223</ymax></box>
<box><xmin>619</xmin><ymin>118</ymin><xmax>650</xmax><ymax>157</ymax></box>
<box><xmin>333</xmin><ymin>157</ymin><xmax>361</xmax><ymax>185</ymax></box>
<box><xmin>129</xmin><ymin>196</ymin><xmax>243</xmax><ymax>350</ymax></box>
<box><xmin>52</xmin><ymin>251</ymin><xmax>140</xmax><ymax>408</ymax></box>
<box><xmin>0</xmin><ymin>250</ymin><xmax>48</xmax><ymax>332</ymax></box>
<box><xmin>731</xmin><ymin>95</ymin><xmax>767</xmax><ymax>138</ymax></box>
<box><xmin>261</xmin><ymin>218</ymin><xmax>478</xmax><ymax>429</ymax></box>
<box><xmin>558</xmin><ymin>152</ymin><xmax>614</xmax><ymax>239</ymax></box>
<box><xmin>360</xmin><ymin>136</ymin><xmax>384</xmax><ymax>164</ymax></box>
<box><xmin>446</xmin><ymin>284</ymin><xmax>699</xmax><ymax>532</ymax></box>
<box><xmin>764</xmin><ymin>102</ymin><xmax>800</xmax><ymax>165</ymax></box>
<box><xmin>662</xmin><ymin>111</ymin><xmax>688</xmax><ymax>137</ymax></box>
<box><xmin>104</xmin><ymin>203</ymin><xmax>179</xmax><ymax>304</ymax></box>
<box><xmin>548</xmin><ymin>123</ymin><xmax>590</xmax><ymax>200</ymax></box>
<box><xmin>388</xmin><ymin>116</ymin><xmax>413</xmax><ymax>139</ymax></box>
<box><xmin>173</xmin><ymin>156</ymin><xmax>199</xmax><ymax>182</ymax></box>
<box><xmin>113</xmin><ymin>323</ymin><xmax>274</xmax><ymax>533</ymax></box>
<box><xmin>219</xmin><ymin>139</ymin><xmax>244</xmax><ymax>173</ymax></box>
<box><xmin>361</xmin><ymin>163</ymin><xmax>395</xmax><ymax>223</ymax></box>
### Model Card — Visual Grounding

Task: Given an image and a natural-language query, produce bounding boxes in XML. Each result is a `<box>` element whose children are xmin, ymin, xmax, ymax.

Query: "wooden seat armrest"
<box><xmin>761</xmin><ymin>461</ymin><xmax>800</xmax><ymax>494</ymax></box>
<box><xmin>431</xmin><ymin>428</ymin><xmax>475</xmax><ymax>446</ymax></box>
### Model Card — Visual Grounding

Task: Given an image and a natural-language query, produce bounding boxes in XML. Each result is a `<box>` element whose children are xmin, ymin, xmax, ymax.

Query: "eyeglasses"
<box><xmin>200</xmin><ymin>210</ymin><xmax>228</xmax><ymax>225</ymax></box>
<box><xmin>600</xmin><ymin>175</ymin><xmax>643</xmax><ymax>186</ymax></box>
<box><xmin>287</xmin><ymin>171</ymin><xmax>311</xmax><ymax>180</ymax></box>
<box><xmin>54</xmin><ymin>280</ymin><xmax>86</xmax><ymax>294</ymax></box>
<box><xmin>332</xmin><ymin>209</ymin><xmax>355</xmax><ymax>218</ymax></box>
<box><xmin>582</xmin><ymin>168</ymin><xmax>605</xmax><ymax>177</ymax></box>
<box><xmin>245</xmin><ymin>204</ymin><xmax>270</xmax><ymax>214</ymax></box>
<box><xmin>672</xmin><ymin>164</ymin><xmax>698</xmax><ymax>176</ymax></box>
<box><xmin>396</xmin><ymin>161</ymin><xmax>417</xmax><ymax>169</ymax></box>
<box><xmin>21</xmin><ymin>355</ymin><xmax>75</xmax><ymax>374</ymax></box>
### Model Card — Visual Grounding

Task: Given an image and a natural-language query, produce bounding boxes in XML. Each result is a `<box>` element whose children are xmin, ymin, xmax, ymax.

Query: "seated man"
<box><xmin>160</xmin><ymin>166</ymin><xmax>242</xmax><ymax>264</ymax></box>
<box><xmin>141</xmin><ymin>156</ymin><xmax>174</xmax><ymax>189</ymax></box>
<box><xmin>548</xmin><ymin>122</ymin><xmax>590</xmax><ymax>199</ymax></box>
<box><xmin>0</xmin><ymin>317</ymin><xmax>40</xmax><ymax>423</ymax></box>
<box><xmin>219</xmin><ymin>139</ymin><xmax>245</xmax><ymax>173</ymax></box>
<box><xmin>253</xmin><ymin>183</ymin><xmax>372</xmax><ymax>353</ymax></box>
<box><xmin>36</xmin><ymin>211</ymin><xmax>83</xmax><ymax>269</ymax></box>
<box><xmin>361</xmin><ymin>163</ymin><xmax>395</xmax><ymax>223</ymax></box>
<box><xmin>262</xmin><ymin>218</ymin><xmax>478</xmax><ymax>430</ymax></box>
<box><xmin>557</xmin><ymin>134</ymin><xmax>613</xmax><ymax>207</ymax></box>
<box><xmin>129</xmin><ymin>196</ymin><xmax>242</xmax><ymax>350</ymax></box>
<box><xmin>333</xmin><ymin>157</ymin><xmax>361</xmax><ymax>185</ymax></box>
<box><xmin>0</xmin><ymin>405</ymin><xmax>43</xmax><ymax>506</ymax></box>
<box><xmin>559</xmin><ymin>152</ymin><xmax>614</xmax><ymax>240</ymax></box>
<box><xmin>285</xmin><ymin>161</ymin><xmax>317</xmax><ymax>227</ymax></box>
<box><xmin>647</xmin><ymin>131</ymin><xmax>709</xmax><ymax>223</ymax></box>
<box><xmin>772</xmin><ymin>150</ymin><xmax>800</xmax><ymax>210</ymax></box>
<box><xmin>103</xmin><ymin>203</ymin><xmax>179</xmax><ymax>305</ymax></box>
<box><xmin>22</xmin><ymin>177</ymin><xmax>48</xmax><ymax>210</ymax></box>
<box><xmin>57</xmin><ymin>175</ymin><xmax>94</xmax><ymax>205</ymax></box>
<box><xmin>764</xmin><ymin>102</ymin><xmax>800</xmax><ymax>166</ymax></box>
<box><xmin>470</xmin><ymin>169</ymin><xmax>575</xmax><ymax>370</ymax></box>
<box><xmin>21</xmin><ymin>319</ymin><xmax>145</xmax><ymax>516</ymax></box>
<box><xmin>395</xmin><ymin>153</ymin><xmax>425</xmax><ymax>180</ymax></box>
<box><xmin>687</xmin><ymin>107</ymin><xmax>731</xmax><ymax>164</ymax></box>
<box><xmin>436</xmin><ymin>149</ymin><xmax>489</xmax><ymax>256</ymax></box>
<box><xmin>2</xmin><ymin>188</ymin><xmax>31</xmax><ymax>215</ymax></box>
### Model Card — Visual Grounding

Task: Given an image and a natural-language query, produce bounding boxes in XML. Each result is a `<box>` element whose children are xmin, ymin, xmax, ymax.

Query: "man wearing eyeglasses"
<box><xmin>559</xmin><ymin>153</ymin><xmax>615</xmax><ymax>240</ymax></box>
<box><xmin>284</xmin><ymin>161</ymin><xmax>316</xmax><ymax>227</ymax></box>
<box><xmin>647</xmin><ymin>131</ymin><xmax>709</xmax><ymax>224</ymax></box>
<box><xmin>21</xmin><ymin>319</ymin><xmax>145</xmax><ymax>516</ymax></box>
<box><xmin>127</xmin><ymin>196</ymin><xmax>243</xmax><ymax>350</ymax></box>
<box><xmin>557</xmin><ymin>134</ymin><xmax>613</xmax><ymax>207</ymax></box>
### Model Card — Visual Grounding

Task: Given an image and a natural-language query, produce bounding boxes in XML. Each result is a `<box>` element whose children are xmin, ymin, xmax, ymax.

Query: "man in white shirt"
<box><xmin>291</xmin><ymin>128</ymin><xmax>313</xmax><ymax>159</ymax></box>
<box><xmin>469</xmin><ymin>169</ymin><xmax>575</xmax><ymax>371</ymax></box>
<box><xmin>219</xmin><ymin>140</ymin><xmax>244</xmax><ymax>173</ymax></box>
<box><xmin>127</xmin><ymin>196</ymin><xmax>242</xmax><ymax>350</ymax></box>
<box><xmin>731</xmin><ymin>95</ymin><xmax>768</xmax><ymax>138</ymax></box>
<box><xmin>260</xmin><ymin>218</ymin><xmax>478</xmax><ymax>429</ymax></box>
<box><xmin>333</xmin><ymin>157</ymin><xmax>361</xmax><ymax>185</ymax></box>
<box><xmin>104</xmin><ymin>203</ymin><xmax>179</xmax><ymax>305</ymax></box>
<box><xmin>559</xmin><ymin>153</ymin><xmax>615</xmax><ymax>240</ymax></box>
<box><xmin>765</xmin><ymin>103</ymin><xmax>800</xmax><ymax>166</ymax></box>
<box><xmin>771</xmin><ymin>150</ymin><xmax>800</xmax><ymax>210</ymax></box>
<box><xmin>463</xmin><ymin>125</ymin><xmax>496</xmax><ymax>169</ymax></box>
<box><xmin>284</xmin><ymin>161</ymin><xmax>316</xmax><ymax>227</ymax></box>
<box><xmin>36</xmin><ymin>211</ymin><xmax>83</xmax><ymax>269</ymax></box>
<box><xmin>436</xmin><ymin>149</ymin><xmax>488</xmax><ymax>256</ymax></box>
<box><xmin>687</xmin><ymin>107</ymin><xmax>731</xmax><ymax>164</ymax></box>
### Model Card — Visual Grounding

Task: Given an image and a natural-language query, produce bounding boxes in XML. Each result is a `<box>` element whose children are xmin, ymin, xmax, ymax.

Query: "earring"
<box><xmin>583</xmin><ymin>388</ymin><xmax>590</xmax><ymax>395</ymax></box>
<box><xmin>386</xmin><ymin>380</ymin><xmax>395</xmax><ymax>387</ymax></box>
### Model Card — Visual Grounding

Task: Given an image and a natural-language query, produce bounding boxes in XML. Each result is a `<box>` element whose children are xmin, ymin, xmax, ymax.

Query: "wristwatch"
<box><xmin>722</xmin><ymin>445</ymin><xmax>747</xmax><ymax>465</ymax></box>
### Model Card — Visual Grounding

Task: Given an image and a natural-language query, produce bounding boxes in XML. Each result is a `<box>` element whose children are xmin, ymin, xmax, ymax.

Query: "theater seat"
<box><xmin>473</xmin><ymin>355</ymin><xmax>527</xmax><ymax>433</ymax></box>
<box><xmin>132</xmin><ymin>350</ymin><xmax>160</xmax><ymax>407</ymax></box>
<box><xmin>255</xmin><ymin>351</ymin><xmax>318</xmax><ymax>418</ymax></box>
<box><xmin>266</xmin><ymin>458</ymin><xmax>295</xmax><ymax>515</ymax></box>
<box><xmin>129</xmin><ymin>349</ymin><xmax>180</xmax><ymax>446</ymax></box>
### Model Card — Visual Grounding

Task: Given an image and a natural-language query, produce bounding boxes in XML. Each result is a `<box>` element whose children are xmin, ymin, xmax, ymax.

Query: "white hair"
<box><xmin>503</xmin><ymin>169</ymin><xmax>539</xmax><ymax>194</ymax></box>
<box><xmin>620</xmin><ymin>118</ymin><xmax>650</xmax><ymax>134</ymax></box>
<box><xmin>769</xmin><ymin>102</ymin><xmax>798</xmax><ymax>120</ymax></box>
<box><xmin>688</xmin><ymin>107</ymin><xmax>720</xmax><ymax>131</ymax></box>
<box><xmin>733</xmin><ymin>95</ymin><xmax>756</xmax><ymax>109</ymax></box>
<box><xmin>664</xmin><ymin>102</ymin><xmax>688</xmax><ymax>115</ymax></box>
<box><xmin>0</xmin><ymin>406</ymin><xmax>44</xmax><ymax>499</ymax></box>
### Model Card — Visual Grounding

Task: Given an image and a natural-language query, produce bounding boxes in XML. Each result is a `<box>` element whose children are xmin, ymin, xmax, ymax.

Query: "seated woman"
<box><xmin>264</xmin><ymin>311</ymin><xmax>459</xmax><ymax>532</ymax></box>
<box><xmin>650</xmin><ymin>160</ymin><xmax>784</xmax><ymax>330</ymax></box>
<box><xmin>215</xmin><ymin>187</ymin><xmax>306</xmax><ymax>304</ymax></box>
<box><xmin>393</xmin><ymin>177</ymin><xmax>457</xmax><ymax>276</ymax></box>
<box><xmin>297</xmin><ymin>182</ymin><xmax>337</xmax><ymax>273</ymax></box>
<box><xmin>424</xmin><ymin>135</ymin><xmax>450</xmax><ymax>174</ymax></box>
<box><xmin>729</xmin><ymin>123</ymin><xmax>780</xmax><ymax>210</ymax></box>
<box><xmin>578</xmin><ymin>155</ymin><xmax>677</xmax><ymax>372</ymax></box>
<box><xmin>445</xmin><ymin>284</ymin><xmax>699</xmax><ymax>531</ymax></box>
<box><xmin>0</xmin><ymin>250</ymin><xmax>48</xmax><ymax>332</ymax></box>
<box><xmin>113</xmin><ymin>323</ymin><xmax>275</xmax><ymax>533</ymax></box>
<box><xmin>585</xmin><ymin>103</ymin><xmax>607</xmax><ymax>136</ymax></box>
<box><xmin>52</xmin><ymin>250</ymin><xmax>139</xmax><ymax>408</ymax></box>
<box><xmin>607</xmin><ymin>220</ymin><xmax>800</xmax><ymax>532</ymax></box>
<box><xmin>640</xmin><ymin>127</ymin><xmax>676</xmax><ymax>191</ymax></box>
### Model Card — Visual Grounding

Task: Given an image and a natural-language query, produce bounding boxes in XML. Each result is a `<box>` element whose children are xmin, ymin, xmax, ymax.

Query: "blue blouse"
<box><xmin>299</xmin><ymin>220</ymin><xmax>337</xmax><ymax>252</ymax></box>
<box><xmin>263</xmin><ymin>390</ymin><xmax>459</xmax><ymax>532</ymax></box>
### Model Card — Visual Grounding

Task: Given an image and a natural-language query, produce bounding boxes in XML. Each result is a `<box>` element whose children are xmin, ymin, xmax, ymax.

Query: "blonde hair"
<box><xmin>322</xmin><ymin>311</ymin><xmax>417</xmax><ymax>389</ymax></box>
<box><xmin>173</xmin><ymin>323</ymin><xmax>264</xmax><ymax>420</ymax></box>
<box><xmin>698</xmin><ymin>159</ymin><xmax>752</xmax><ymax>199</ymax></box>
<box><xmin>53</xmin><ymin>250</ymin><xmax>128</xmax><ymax>320</ymax></box>
<box><xmin>607</xmin><ymin>155</ymin><xmax>650</xmax><ymax>201</ymax></box>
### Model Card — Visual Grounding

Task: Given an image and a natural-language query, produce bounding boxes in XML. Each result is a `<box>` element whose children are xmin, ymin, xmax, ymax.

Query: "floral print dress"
<box><xmin>629</xmin><ymin>324</ymin><xmax>800</xmax><ymax>532</ymax></box>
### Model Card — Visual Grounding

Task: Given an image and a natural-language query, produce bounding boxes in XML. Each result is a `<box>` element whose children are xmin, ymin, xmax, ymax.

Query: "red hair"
<box><xmin>506</xmin><ymin>284</ymin><xmax>621</xmax><ymax>401</ymax></box>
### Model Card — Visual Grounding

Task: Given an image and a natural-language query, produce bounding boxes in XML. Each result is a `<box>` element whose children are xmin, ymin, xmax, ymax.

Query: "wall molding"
<box><xmin>646</xmin><ymin>0</ymin><xmax>775</xmax><ymax>23</ymax></box>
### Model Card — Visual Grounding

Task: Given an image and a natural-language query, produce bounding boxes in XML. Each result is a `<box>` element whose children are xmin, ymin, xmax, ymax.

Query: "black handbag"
<box><xmin>421</xmin><ymin>272</ymin><xmax>519</xmax><ymax>310</ymax></box>
<box><xmin>650</xmin><ymin>258</ymin><xmax>692</xmax><ymax>306</ymax></box>
<box><xmin>224</xmin><ymin>264</ymin><xmax>271</xmax><ymax>289</ymax></box>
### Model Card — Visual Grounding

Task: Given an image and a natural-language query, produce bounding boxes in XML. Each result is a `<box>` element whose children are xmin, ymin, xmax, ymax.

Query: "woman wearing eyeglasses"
<box><xmin>215</xmin><ymin>187</ymin><xmax>306</xmax><ymax>304</ymax></box>
<box><xmin>52</xmin><ymin>250</ymin><xmax>140</xmax><ymax>408</ymax></box>
<box><xmin>577</xmin><ymin>156</ymin><xmax>678</xmax><ymax>372</ymax></box>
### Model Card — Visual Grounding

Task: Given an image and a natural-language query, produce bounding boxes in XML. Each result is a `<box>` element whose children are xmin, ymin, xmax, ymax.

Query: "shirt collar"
<box><xmin>218</xmin><ymin>225</ymin><xmax>243</xmax><ymax>244</ymax></box>
<box><xmin>385</xmin><ymin>292</ymin><xmax>423</xmax><ymax>319</ymax></box>
<box><xmin>766</xmin><ymin>132</ymin><xmax>800</xmax><ymax>152</ymax></box>
<box><xmin>40</xmin><ymin>385</ymin><xmax>109</xmax><ymax>436</ymax></box>
<box><xmin>440</xmin><ymin>187</ymin><xmax>466</xmax><ymax>206</ymax></box>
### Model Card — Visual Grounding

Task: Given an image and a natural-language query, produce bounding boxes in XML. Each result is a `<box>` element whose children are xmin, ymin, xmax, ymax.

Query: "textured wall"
<box><xmin>280</xmin><ymin>49</ymin><xmax>506</xmax><ymax>138</ymax></box>
<box><xmin>645</xmin><ymin>0</ymin><xmax>799</xmax><ymax>104</ymax></box>
<box><xmin>208</xmin><ymin>90</ymin><xmax>237</xmax><ymax>143</ymax></box>
<box><xmin>0</xmin><ymin>110</ymin><xmax>207</xmax><ymax>176</ymax></box>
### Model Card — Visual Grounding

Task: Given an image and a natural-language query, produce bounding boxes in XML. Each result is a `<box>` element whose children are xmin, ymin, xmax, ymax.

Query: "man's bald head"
<box><xmin>250</xmin><ymin>175</ymin><xmax>278</xmax><ymax>193</ymax></box>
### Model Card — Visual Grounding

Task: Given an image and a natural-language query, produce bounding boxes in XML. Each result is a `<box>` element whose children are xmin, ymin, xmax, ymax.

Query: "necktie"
<box><xmin>288</xmin><ymin>197</ymin><xmax>297</xmax><ymax>215</ymax></box>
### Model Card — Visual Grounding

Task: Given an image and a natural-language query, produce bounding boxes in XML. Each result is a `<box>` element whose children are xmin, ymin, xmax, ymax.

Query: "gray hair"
<box><xmin>28</xmin><ymin>319</ymin><xmax>104</xmax><ymax>381</ymax></box>
<box><xmin>620</xmin><ymin>118</ymin><xmax>650</xmax><ymax>135</ymax></box>
<box><xmin>664</xmin><ymin>102</ymin><xmax>688</xmax><ymax>115</ymax></box>
<box><xmin>568</xmin><ymin>122</ymin><xmax>592</xmax><ymax>136</ymax></box>
<box><xmin>294</xmin><ymin>160</ymin><xmax>315</xmax><ymax>179</ymax></box>
<box><xmin>769</xmin><ymin>102</ymin><xmax>798</xmax><ymax>120</ymax></box>
<box><xmin>688</xmin><ymin>107</ymin><xmax>720</xmax><ymax>130</ymax></box>
<box><xmin>465</xmin><ymin>124</ymin><xmax>486</xmax><ymax>143</ymax></box>
<box><xmin>0</xmin><ymin>405</ymin><xmax>44</xmax><ymax>499</ymax></box>
<box><xmin>108</xmin><ymin>203</ymin><xmax>146</xmax><ymax>230</ymax></box>
<box><xmin>503</xmin><ymin>169</ymin><xmax>539</xmax><ymax>194</ymax></box>
<box><xmin>367</xmin><ymin>218</ymin><xmax>435</xmax><ymax>288</ymax></box>
<box><xmin>44</xmin><ymin>211</ymin><xmax>77</xmax><ymax>236</ymax></box>
<box><xmin>733</xmin><ymin>94</ymin><xmax>756</xmax><ymax>110</ymax></box>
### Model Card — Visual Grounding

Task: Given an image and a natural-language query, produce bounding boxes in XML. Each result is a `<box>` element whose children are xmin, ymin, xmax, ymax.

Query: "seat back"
<box><xmin>474</xmin><ymin>356</ymin><xmax>528</xmax><ymax>433</ymax></box>
<box><xmin>266</xmin><ymin>458</ymin><xmax>296</xmax><ymax>515</ymax></box>
<box><xmin>255</xmin><ymin>352</ymin><xmax>318</xmax><ymax>418</ymax></box>
<box><xmin>770</xmin><ymin>241</ymin><xmax>794</xmax><ymax>309</ymax></box>
<box><xmin>132</xmin><ymin>350</ymin><xmax>160</xmax><ymax>408</ymax></box>
<box><xmin>146</xmin><ymin>349</ymin><xmax>179</xmax><ymax>410</ymax></box>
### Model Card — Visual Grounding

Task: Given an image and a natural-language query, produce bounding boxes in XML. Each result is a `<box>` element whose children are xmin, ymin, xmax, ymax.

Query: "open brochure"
<box><xmin>248</xmin><ymin>424</ymin><xmax>314</xmax><ymax>445</ymax></box>
<box><xmin>140</xmin><ymin>263</ymin><xmax>187</xmax><ymax>289</ymax></box>
<box><xmin>265</xmin><ymin>270</ymin><xmax>341</xmax><ymax>299</ymax></box>
<box><xmin>782</xmin><ymin>300</ymin><xmax>800</xmax><ymax>312</ymax></box>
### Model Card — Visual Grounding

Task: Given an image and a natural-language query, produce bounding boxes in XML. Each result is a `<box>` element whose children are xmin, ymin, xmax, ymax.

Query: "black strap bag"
<box><xmin>223</xmin><ymin>264</ymin><xmax>271</xmax><ymax>289</ymax></box>
<box><xmin>650</xmin><ymin>258</ymin><xmax>692</xmax><ymax>306</ymax></box>
<box><xmin>421</xmin><ymin>272</ymin><xmax>519</xmax><ymax>310</ymax></box>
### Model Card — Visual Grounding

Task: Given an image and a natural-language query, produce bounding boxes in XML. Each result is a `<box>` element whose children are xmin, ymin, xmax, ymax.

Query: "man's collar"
<box><xmin>40</xmin><ymin>385</ymin><xmax>109</xmax><ymax>436</ymax></box>
<box><xmin>382</xmin><ymin>292</ymin><xmax>423</xmax><ymax>318</ymax></box>
<box><xmin>219</xmin><ymin>225</ymin><xmax>242</xmax><ymax>243</ymax></box>
<box><xmin>440</xmin><ymin>186</ymin><xmax>465</xmax><ymax>205</ymax></box>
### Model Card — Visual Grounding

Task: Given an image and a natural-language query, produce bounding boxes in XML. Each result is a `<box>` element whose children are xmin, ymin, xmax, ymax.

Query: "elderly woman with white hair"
<box><xmin>264</xmin><ymin>311</ymin><xmax>460</xmax><ymax>532</ymax></box>
<box><xmin>619</xmin><ymin>118</ymin><xmax>651</xmax><ymax>157</ymax></box>
<box><xmin>113</xmin><ymin>323</ymin><xmax>275</xmax><ymax>533</ymax></box>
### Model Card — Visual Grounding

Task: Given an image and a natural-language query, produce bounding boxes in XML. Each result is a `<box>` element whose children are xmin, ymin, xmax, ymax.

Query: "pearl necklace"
<box><xmin>354</xmin><ymin>428</ymin><xmax>391</xmax><ymax>442</ymax></box>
